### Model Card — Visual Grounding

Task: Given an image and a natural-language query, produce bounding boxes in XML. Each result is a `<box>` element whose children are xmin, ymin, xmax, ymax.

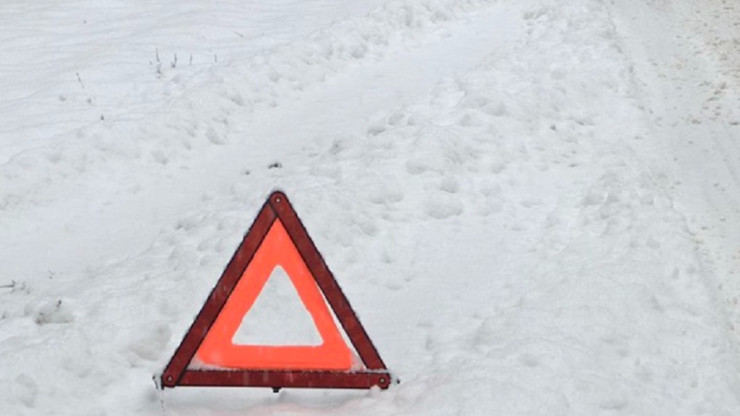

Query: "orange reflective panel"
<box><xmin>195</xmin><ymin>219</ymin><xmax>353</xmax><ymax>371</ymax></box>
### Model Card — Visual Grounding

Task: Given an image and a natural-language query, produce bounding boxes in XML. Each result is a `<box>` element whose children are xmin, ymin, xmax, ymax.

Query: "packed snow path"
<box><xmin>1</xmin><ymin>0</ymin><xmax>739</xmax><ymax>415</ymax></box>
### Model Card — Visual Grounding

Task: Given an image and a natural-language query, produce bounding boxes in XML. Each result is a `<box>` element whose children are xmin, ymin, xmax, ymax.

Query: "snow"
<box><xmin>1</xmin><ymin>0</ymin><xmax>740</xmax><ymax>415</ymax></box>
<box><xmin>232</xmin><ymin>265</ymin><xmax>323</xmax><ymax>346</ymax></box>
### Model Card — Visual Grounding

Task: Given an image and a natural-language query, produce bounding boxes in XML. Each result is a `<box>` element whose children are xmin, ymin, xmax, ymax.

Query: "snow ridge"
<box><xmin>0</xmin><ymin>0</ymin><xmax>499</xmax><ymax>212</ymax></box>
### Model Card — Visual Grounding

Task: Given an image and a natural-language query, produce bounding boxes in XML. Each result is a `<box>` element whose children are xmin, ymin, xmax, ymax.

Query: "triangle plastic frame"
<box><xmin>160</xmin><ymin>191</ymin><xmax>391</xmax><ymax>390</ymax></box>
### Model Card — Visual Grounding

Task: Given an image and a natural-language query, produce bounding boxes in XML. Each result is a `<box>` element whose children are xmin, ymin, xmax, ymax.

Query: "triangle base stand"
<box><xmin>174</xmin><ymin>370</ymin><xmax>391</xmax><ymax>389</ymax></box>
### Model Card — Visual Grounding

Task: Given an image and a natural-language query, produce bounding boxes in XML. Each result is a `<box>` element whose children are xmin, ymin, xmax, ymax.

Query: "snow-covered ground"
<box><xmin>1</xmin><ymin>0</ymin><xmax>739</xmax><ymax>415</ymax></box>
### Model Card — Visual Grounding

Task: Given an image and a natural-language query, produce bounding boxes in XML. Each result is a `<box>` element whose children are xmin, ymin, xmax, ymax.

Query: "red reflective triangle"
<box><xmin>195</xmin><ymin>220</ymin><xmax>352</xmax><ymax>371</ymax></box>
<box><xmin>160</xmin><ymin>191</ymin><xmax>390</xmax><ymax>390</ymax></box>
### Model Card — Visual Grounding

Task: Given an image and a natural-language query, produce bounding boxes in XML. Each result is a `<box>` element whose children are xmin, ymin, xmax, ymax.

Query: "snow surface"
<box><xmin>232</xmin><ymin>266</ymin><xmax>324</xmax><ymax>346</ymax></box>
<box><xmin>1</xmin><ymin>0</ymin><xmax>740</xmax><ymax>415</ymax></box>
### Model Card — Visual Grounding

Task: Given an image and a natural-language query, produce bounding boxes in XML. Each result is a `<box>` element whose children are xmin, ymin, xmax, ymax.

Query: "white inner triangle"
<box><xmin>231</xmin><ymin>265</ymin><xmax>324</xmax><ymax>346</ymax></box>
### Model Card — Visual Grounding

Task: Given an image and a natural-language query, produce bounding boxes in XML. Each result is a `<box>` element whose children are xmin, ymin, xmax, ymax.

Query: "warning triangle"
<box><xmin>195</xmin><ymin>220</ymin><xmax>352</xmax><ymax>371</ymax></box>
<box><xmin>160</xmin><ymin>191</ymin><xmax>391</xmax><ymax>390</ymax></box>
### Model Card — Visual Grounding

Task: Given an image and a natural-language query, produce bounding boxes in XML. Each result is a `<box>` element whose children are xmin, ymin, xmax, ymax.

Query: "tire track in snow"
<box><xmin>609</xmin><ymin>0</ymin><xmax>740</xmax><ymax>372</ymax></box>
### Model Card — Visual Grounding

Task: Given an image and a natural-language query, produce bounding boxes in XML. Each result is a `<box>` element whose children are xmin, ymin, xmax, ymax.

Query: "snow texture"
<box><xmin>1</xmin><ymin>0</ymin><xmax>740</xmax><ymax>415</ymax></box>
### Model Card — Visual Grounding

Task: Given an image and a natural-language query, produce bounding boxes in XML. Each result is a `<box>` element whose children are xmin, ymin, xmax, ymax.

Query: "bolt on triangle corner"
<box><xmin>158</xmin><ymin>190</ymin><xmax>393</xmax><ymax>390</ymax></box>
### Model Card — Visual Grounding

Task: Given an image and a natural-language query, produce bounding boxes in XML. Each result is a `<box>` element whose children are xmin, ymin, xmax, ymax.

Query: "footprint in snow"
<box><xmin>424</xmin><ymin>196</ymin><xmax>463</xmax><ymax>219</ymax></box>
